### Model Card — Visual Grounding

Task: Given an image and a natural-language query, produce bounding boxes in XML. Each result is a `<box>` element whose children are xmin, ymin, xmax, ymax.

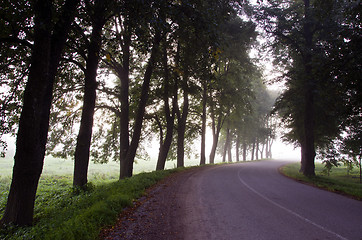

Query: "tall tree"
<box><xmin>94</xmin><ymin>0</ymin><xmax>165</xmax><ymax>178</ymax></box>
<box><xmin>1</xmin><ymin>0</ymin><xmax>80</xmax><ymax>225</ymax></box>
<box><xmin>256</xmin><ymin>0</ymin><xmax>359</xmax><ymax>176</ymax></box>
<box><xmin>155</xmin><ymin>42</ymin><xmax>177</xmax><ymax>170</ymax></box>
<box><xmin>300</xmin><ymin>0</ymin><xmax>316</xmax><ymax>176</ymax></box>
<box><xmin>123</xmin><ymin>30</ymin><xmax>162</xmax><ymax>177</ymax></box>
<box><xmin>73</xmin><ymin>0</ymin><xmax>112</xmax><ymax>188</ymax></box>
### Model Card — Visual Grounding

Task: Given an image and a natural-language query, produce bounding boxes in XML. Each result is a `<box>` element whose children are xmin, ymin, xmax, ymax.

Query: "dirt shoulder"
<box><xmin>99</xmin><ymin>166</ymin><xmax>209</xmax><ymax>240</ymax></box>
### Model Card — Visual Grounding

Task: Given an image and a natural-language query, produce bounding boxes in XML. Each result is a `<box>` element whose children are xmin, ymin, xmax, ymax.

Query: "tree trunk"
<box><xmin>200</xmin><ymin>79</ymin><xmax>207</xmax><ymax>165</ymax></box>
<box><xmin>235</xmin><ymin>135</ymin><xmax>240</xmax><ymax>162</ymax></box>
<box><xmin>301</xmin><ymin>0</ymin><xmax>316</xmax><ymax>176</ymax></box>
<box><xmin>359</xmin><ymin>156</ymin><xmax>361</xmax><ymax>184</ymax></box>
<box><xmin>223</xmin><ymin>127</ymin><xmax>232</xmax><ymax>163</ymax></box>
<box><xmin>156</xmin><ymin>144</ymin><xmax>167</xmax><ymax>170</ymax></box>
<box><xmin>209</xmin><ymin>116</ymin><xmax>222</xmax><ymax>164</ymax></box>
<box><xmin>227</xmin><ymin>141</ymin><xmax>232</xmax><ymax>163</ymax></box>
<box><xmin>268</xmin><ymin>138</ymin><xmax>273</xmax><ymax>158</ymax></box>
<box><xmin>302</xmin><ymin>79</ymin><xmax>316</xmax><ymax>176</ymax></box>
<box><xmin>255</xmin><ymin>137</ymin><xmax>259</xmax><ymax>160</ymax></box>
<box><xmin>209</xmin><ymin>134</ymin><xmax>218</xmax><ymax>164</ymax></box>
<box><xmin>242</xmin><ymin>141</ymin><xmax>247</xmax><ymax>161</ymax></box>
<box><xmin>251</xmin><ymin>140</ymin><xmax>255</xmax><ymax>161</ymax></box>
<box><xmin>119</xmin><ymin>23</ymin><xmax>131</xmax><ymax>179</ymax></box>
<box><xmin>156</xmin><ymin>115</ymin><xmax>168</xmax><ymax>170</ymax></box>
<box><xmin>222</xmin><ymin>136</ymin><xmax>227</xmax><ymax>163</ymax></box>
<box><xmin>265</xmin><ymin>136</ymin><xmax>269</xmax><ymax>158</ymax></box>
<box><xmin>156</xmin><ymin>45</ymin><xmax>176</xmax><ymax>171</ymax></box>
<box><xmin>300</xmin><ymin>141</ymin><xmax>305</xmax><ymax>173</ymax></box>
<box><xmin>177</xmin><ymin>118</ymin><xmax>186</xmax><ymax>167</ymax></box>
<box><xmin>121</xmin><ymin>31</ymin><xmax>161</xmax><ymax>178</ymax></box>
<box><xmin>259</xmin><ymin>143</ymin><xmax>264</xmax><ymax>159</ymax></box>
<box><xmin>209</xmin><ymin>101</ymin><xmax>223</xmax><ymax>164</ymax></box>
<box><xmin>176</xmin><ymin>85</ymin><xmax>189</xmax><ymax>168</ymax></box>
<box><xmin>1</xmin><ymin>0</ymin><xmax>79</xmax><ymax>226</ymax></box>
<box><xmin>74</xmin><ymin>1</ymin><xmax>107</xmax><ymax>187</ymax></box>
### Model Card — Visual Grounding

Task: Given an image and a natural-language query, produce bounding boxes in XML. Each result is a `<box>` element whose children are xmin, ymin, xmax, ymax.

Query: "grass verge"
<box><xmin>0</xmin><ymin>168</ymin><xmax>186</xmax><ymax>240</ymax></box>
<box><xmin>280</xmin><ymin>162</ymin><xmax>362</xmax><ymax>200</ymax></box>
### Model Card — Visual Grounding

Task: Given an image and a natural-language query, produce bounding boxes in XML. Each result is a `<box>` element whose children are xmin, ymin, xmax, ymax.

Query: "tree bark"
<box><xmin>1</xmin><ymin>0</ymin><xmax>79</xmax><ymax>226</ymax></box>
<box><xmin>227</xmin><ymin>139</ymin><xmax>232</xmax><ymax>163</ymax></box>
<box><xmin>242</xmin><ymin>141</ymin><xmax>247</xmax><ymax>161</ymax></box>
<box><xmin>176</xmin><ymin>82</ymin><xmax>189</xmax><ymax>168</ymax></box>
<box><xmin>74</xmin><ymin>0</ymin><xmax>107</xmax><ymax>187</ymax></box>
<box><xmin>265</xmin><ymin>136</ymin><xmax>269</xmax><ymax>158</ymax></box>
<box><xmin>222</xmin><ymin>135</ymin><xmax>227</xmax><ymax>163</ymax></box>
<box><xmin>223</xmin><ymin>127</ymin><xmax>232</xmax><ymax>163</ymax></box>
<box><xmin>255</xmin><ymin>137</ymin><xmax>259</xmax><ymax>160</ymax></box>
<box><xmin>200</xmin><ymin>79</ymin><xmax>207</xmax><ymax>165</ymax></box>
<box><xmin>259</xmin><ymin>143</ymin><xmax>264</xmax><ymax>159</ymax></box>
<box><xmin>359</xmin><ymin>156</ymin><xmax>361</xmax><ymax>184</ymax></box>
<box><xmin>251</xmin><ymin>140</ymin><xmax>255</xmax><ymax>161</ymax></box>
<box><xmin>227</xmin><ymin>127</ymin><xmax>232</xmax><ymax>162</ymax></box>
<box><xmin>301</xmin><ymin>0</ymin><xmax>316</xmax><ymax>176</ymax></box>
<box><xmin>235</xmin><ymin>135</ymin><xmax>240</xmax><ymax>162</ymax></box>
<box><xmin>119</xmin><ymin>24</ymin><xmax>131</xmax><ymax>179</ymax></box>
<box><xmin>209</xmin><ymin>112</ymin><xmax>222</xmax><ymax>164</ymax></box>
<box><xmin>156</xmin><ymin>45</ymin><xmax>176</xmax><ymax>171</ymax></box>
<box><xmin>268</xmin><ymin>138</ymin><xmax>273</xmax><ymax>158</ymax></box>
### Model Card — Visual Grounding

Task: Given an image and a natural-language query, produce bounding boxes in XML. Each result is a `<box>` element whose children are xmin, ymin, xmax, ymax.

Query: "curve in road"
<box><xmin>178</xmin><ymin>160</ymin><xmax>362</xmax><ymax>240</ymax></box>
<box><xmin>104</xmin><ymin>160</ymin><xmax>362</xmax><ymax>240</ymax></box>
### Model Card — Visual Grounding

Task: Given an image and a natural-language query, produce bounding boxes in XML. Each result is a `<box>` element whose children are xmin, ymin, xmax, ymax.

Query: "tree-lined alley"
<box><xmin>0</xmin><ymin>0</ymin><xmax>360</xmax><ymax>227</ymax></box>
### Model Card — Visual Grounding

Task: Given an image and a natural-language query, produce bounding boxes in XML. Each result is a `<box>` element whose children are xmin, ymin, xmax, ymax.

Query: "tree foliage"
<box><xmin>0</xmin><ymin>0</ymin><xmax>318</xmax><ymax>226</ymax></box>
<box><xmin>255</xmin><ymin>0</ymin><xmax>361</xmax><ymax>176</ymax></box>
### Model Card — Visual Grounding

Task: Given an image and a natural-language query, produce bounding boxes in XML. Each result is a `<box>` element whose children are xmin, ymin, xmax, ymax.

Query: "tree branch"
<box><xmin>0</xmin><ymin>37</ymin><xmax>33</xmax><ymax>49</ymax></box>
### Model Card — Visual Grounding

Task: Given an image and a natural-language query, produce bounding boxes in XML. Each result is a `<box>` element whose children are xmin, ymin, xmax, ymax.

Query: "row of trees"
<box><xmin>216</xmin><ymin>80</ymin><xmax>277</xmax><ymax>162</ymax></box>
<box><xmin>0</xmin><ymin>0</ymin><xmax>275</xmax><ymax>225</ymax></box>
<box><xmin>254</xmin><ymin>0</ymin><xmax>361</xmax><ymax>176</ymax></box>
<box><xmin>3</xmin><ymin>0</ymin><xmax>360</xmax><ymax>227</ymax></box>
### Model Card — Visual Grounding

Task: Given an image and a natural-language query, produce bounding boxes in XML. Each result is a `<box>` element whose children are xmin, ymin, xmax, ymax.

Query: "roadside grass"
<box><xmin>0</xmin><ymin>167</ymin><xmax>186</xmax><ymax>240</ymax></box>
<box><xmin>280</xmin><ymin>162</ymin><xmax>362</xmax><ymax>200</ymax></box>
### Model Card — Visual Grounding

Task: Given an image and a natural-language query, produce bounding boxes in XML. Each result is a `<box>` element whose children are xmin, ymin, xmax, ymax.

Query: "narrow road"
<box><xmin>103</xmin><ymin>160</ymin><xmax>362</xmax><ymax>240</ymax></box>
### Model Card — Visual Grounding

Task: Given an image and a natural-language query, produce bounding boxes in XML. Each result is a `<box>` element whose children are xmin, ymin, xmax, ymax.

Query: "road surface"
<box><xmin>103</xmin><ymin>160</ymin><xmax>362</xmax><ymax>240</ymax></box>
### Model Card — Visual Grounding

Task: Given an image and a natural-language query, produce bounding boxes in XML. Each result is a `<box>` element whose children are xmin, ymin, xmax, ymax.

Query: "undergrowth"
<box><xmin>281</xmin><ymin>162</ymin><xmax>362</xmax><ymax>200</ymax></box>
<box><xmin>0</xmin><ymin>168</ymin><xmax>184</xmax><ymax>240</ymax></box>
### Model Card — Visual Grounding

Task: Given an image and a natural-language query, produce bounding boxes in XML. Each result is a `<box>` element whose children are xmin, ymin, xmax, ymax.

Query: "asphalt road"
<box><xmin>177</xmin><ymin>160</ymin><xmax>362</xmax><ymax>240</ymax></box>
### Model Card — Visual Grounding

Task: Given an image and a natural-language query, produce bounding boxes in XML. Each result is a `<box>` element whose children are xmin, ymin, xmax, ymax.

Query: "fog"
<box><xmin>270</xmin><ymin>138</ymin><xmax>300</xmax><ymax>161</ymax></box>
<box><xmin>2</xmin><ymin>131</ymin><xmax>300</xmax><ymax>173</ymax></box>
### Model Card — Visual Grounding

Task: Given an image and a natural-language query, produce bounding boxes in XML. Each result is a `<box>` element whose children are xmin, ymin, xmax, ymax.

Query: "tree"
<box><xmin>1</xmin><ymin>0</ymin><xmax>80</xmax><ymax>226</ymax></box>
<box><xmin>92</xmin><ymin>0</ymin><xmax>166</xmax><ymax>178</ymax></box>
<box><xmin>73</xmin><ymin>0</ymin><xmax>113</xmax><ymax>188</ymax></box>
<box><xmin>217</xmin><ymin>75</ymin><xmax>275</xmax><ymax>162</ymax></box>
<box><xmin>209</xmin><ymin>15</ymin><xmax>258</xmax><ymax>163</ymax></box>
<box><xmin>256</xmin><ymin>0</ymin><xmax>360</xmax><ymax>176</ymax></box>
<box><xmin>154</xmin><ymin>42</ymin><xmax>177</xmax><ymax>171</ymax></box>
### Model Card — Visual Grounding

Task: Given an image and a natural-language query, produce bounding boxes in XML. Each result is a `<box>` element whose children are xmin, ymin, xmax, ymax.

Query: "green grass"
<box><xmin>280</xmin><ymin>162</ymin><xmax>362</xmax><ymax>200</ymax></box>
<box><xmin>0</xmin><ymin>167</ymin><xmax>187</xmax><ymax>240</ymax></box>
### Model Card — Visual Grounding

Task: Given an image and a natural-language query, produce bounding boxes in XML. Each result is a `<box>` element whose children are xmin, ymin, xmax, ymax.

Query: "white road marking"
<box><xmin>237</xmin><ymin>170</ymin><xmax>349</xmax><ymax>240</ymax></box>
